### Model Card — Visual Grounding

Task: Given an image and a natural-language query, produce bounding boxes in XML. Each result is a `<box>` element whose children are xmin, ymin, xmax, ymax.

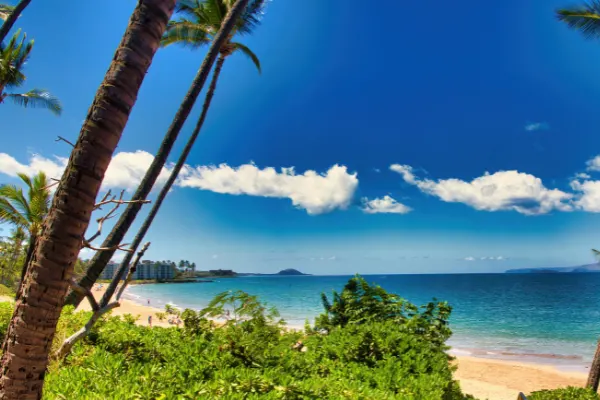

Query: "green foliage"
<box><xmin>529</xmin><ymin>386</ymin><xmax>600</xmax><ymax>400</ymax></box>
<box><xmin>315</xmin><ymin>275</ymin><xmax>452</xmax><ymax>348</ymax></box>
<box><xmin>556</xmin><ymin>1</ymin><xmax>600</xmax><ymax>40</ymax></box>
<box><xmin>19</xmin><ymin>285</ymin><xmax>474</xmax><ymax>399</ymax></box>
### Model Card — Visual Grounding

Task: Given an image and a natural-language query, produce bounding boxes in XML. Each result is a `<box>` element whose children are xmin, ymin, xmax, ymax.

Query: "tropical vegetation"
<box><xmin>0</xmin><ymin>30</ymin><xmax>61</xmax><ymax>114</ymax></box>
<box><xmin>0</xmin><ymin>1</ymin><xmax>177</xmax><ymax>397</ymax></box>
<box><xmin>0</xmin><ymin>171</ymin><xmax>50</xmax><ymax>291</ymax></box>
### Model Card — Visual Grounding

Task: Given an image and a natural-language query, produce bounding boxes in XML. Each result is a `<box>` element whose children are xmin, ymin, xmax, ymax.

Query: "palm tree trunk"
<box><xmin>588</xmin><ymin>339</ymin><xmax>600</xmax><ymax>391</ymax></box>
<box><xmin>100</xmin><ymin>54</ymin><xmax>227</xmax><ymax>306</ymax></box>
<box><xmin>14</xmin><ymin>233</ymin><xmax>36</xmax><ymax>299</ymax></box>
<box><xmin>65</xmin><ymin>0</ymin><xmax>251</xmax><ymax>308</ymax></box>
<box><xmin>0</xmin><ymin>0</ymin><xmax>31</xmax><ymax>44</ymax></box>
<box><xmin>0</xmin><ymin>2</ymin><xmax>174</xmax><ymax>398</ymax></box>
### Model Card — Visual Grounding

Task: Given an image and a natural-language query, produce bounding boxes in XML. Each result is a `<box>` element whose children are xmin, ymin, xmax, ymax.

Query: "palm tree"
<box><xmin>0</xmin><ymin>0</ymin><xmax>30</xmax><ymax>43</ymax></box>
<box><xmin>99</xmin><ymin>0</ymin><xmax>264</xmax><ymax>305</ymax></box>
<box><xmin>66</xmin><ymin>0</ymin><xmax>252</xmax><ymax>308</ymax></box>
<box><xmin>0</xmin><ymin>171</ymin><xmax>50</xmax><ymax>294</ymax></box>
<box><xmin>0</xmin><ymin>30</ymin><xmax>62</xmax><ymax>115</ymax></box>
<box><xmin>557</xmin><ymin>1</ymin><xmax>600</xmax><ymax>39</ymax></box>
<box><xmin>0</xmin><ymin>1</ymin><xmax>175</xmax><ymax>397</ymax></box>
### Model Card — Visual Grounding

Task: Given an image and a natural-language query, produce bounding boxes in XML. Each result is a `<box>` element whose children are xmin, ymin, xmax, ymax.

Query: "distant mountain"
<box><xmin>506</xmin><ymin>264</ymin><xmax>600</xmax><ymax>274</ymax></box>
<box><xmin>276</xmin><ymin>269</ymin><xmax>309</xmax><ymax>276</ymax></box>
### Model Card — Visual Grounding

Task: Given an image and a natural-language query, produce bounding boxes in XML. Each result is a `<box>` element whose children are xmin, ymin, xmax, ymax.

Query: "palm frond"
<box><xmin>557</xmin><ymin>1</ymin><xmax>600</xmax><ymax>39</ymax></box>
<box><xmin>6</xmin><ymin>89</ymin><xmax>62</xmax><ymax>115</ymax></box>
<box><xmin>231</xmin><ymin>42</ymin><xmax>261</xmax><ymax>73</ymax></box>
<box><xmin>0</xmin><ymin>183</ymin><xmax>29</xmax><ymax>228</ymax></box>
<box><xmin>161</xmin><ymin>20</ymin><xmax>211</xmax><ymax>48</ymax></box>
<box><xmin>0</xmin><ymin>30</ymin><xmax>33</xmax><ymax>89</ymax></box>
<box><xmin>236</xmin><ymin>0</ymin><xmax>268</xmax><ymax>36</ymax></box>
<box><xmin>0</xmin><ymin>4</ymin><xmax>15</xmax><ymax>21</ymax></box>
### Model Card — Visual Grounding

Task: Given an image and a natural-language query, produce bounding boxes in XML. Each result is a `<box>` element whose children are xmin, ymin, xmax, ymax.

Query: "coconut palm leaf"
<box><xmin>231</xmin><ymin>42</ymin><xmax>261</xmax><ymax>73</ymax></box>
<box><xmin>6</xmin><ymin>89</ymin><xmax>62</xmax><ymax>115</ymax></box>
<box><xmin>236</xmin><ymin>0</ymin><xmax>267</xmax><ymax>36</ymax></box>
<box><xmin>0</xmin><ymin>4</ymin><xmax>14</xmax><ymax>21</ymax></box>
<box><xmin>557</xmin><ymin>1</ymin><xmax>600</xmax><ymax>39</ymax></box>
<box><xmin>161</xmin><ymin>20</ymin><xmax>210</xmax><ymax>48</ymax></box>
<box><xmin>0</xmin><ymin>30</ymin><xmax>32</xmax><ymax>89</ymax></box>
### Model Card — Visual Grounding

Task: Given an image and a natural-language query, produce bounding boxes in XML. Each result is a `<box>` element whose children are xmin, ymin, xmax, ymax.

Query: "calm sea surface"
<box><xmin>126</xmin><ymin>273</ymin><xmax>600</xmax><ymax>370</ymax></box>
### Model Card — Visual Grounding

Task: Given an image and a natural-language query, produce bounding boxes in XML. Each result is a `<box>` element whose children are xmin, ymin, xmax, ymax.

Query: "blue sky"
<box><xmin>2</xmin><ymin>0</ymin><xmax>600</xmax><ymax>274</ymax></box>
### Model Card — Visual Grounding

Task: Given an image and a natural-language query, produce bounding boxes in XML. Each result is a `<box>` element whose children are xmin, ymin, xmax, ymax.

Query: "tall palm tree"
<box><xmin>0</xmin><ymin>171</ymin><xmax>50</xmax><ymax>294</ymax></box>
<box><xmin>99</xmin><ymin>0</ymin><xmax>263</xmax><ymax>305</ymax></box>
<box><xmin>66</xmin><ymin>0</ymin><xmax>252</xmax><ymax>308</ymax></box>
<box><xmin>0</xmin><ymin>1</ymin><xmax>175</xmax><ymax>397</ymax></box>
<box><xmin>0</xmin><ymin>30</ymin><xmax>62</xmax><ymax>115</ymax></box>
<box><xmin>0</xmin><ymin>0</ymin><xmax>30</xmax><ymax>43</ymax></box>
<box><xmin>557</xmin><ymin>1</ymin><xmax>600</xmax><ymax>39</ymax></box>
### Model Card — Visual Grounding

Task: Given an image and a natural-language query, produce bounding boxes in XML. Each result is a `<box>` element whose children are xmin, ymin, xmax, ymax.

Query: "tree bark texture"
<box><xmin>0</xmin><ymin>1</ymin><xmax>174</xmax><ymax>398</ymax></box>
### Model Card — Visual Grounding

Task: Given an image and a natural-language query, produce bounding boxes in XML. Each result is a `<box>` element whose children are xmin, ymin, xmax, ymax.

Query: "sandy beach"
<box><xmin>0</xmin><ymin>287</ymin><xmax>589</xmax><ymax>400</ymax></box>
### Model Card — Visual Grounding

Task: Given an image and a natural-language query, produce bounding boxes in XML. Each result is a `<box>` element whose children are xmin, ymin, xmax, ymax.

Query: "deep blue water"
<box><xmin>126</xmin><ymin>273</ymin><xmax>600</xmax><ymax>368</ymax></box>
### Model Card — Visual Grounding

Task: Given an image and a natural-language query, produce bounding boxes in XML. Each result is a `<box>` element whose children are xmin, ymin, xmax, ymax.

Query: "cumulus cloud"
<box><xmin>524</xmin><ymin>122</ymin><xmax>549</xmax><ymax>131</ymax></box>
<box><xmin>178</xmin><ymin>163</ymin><xmax>358</xmax><ymax>215</ymax></box>
<box><xmin>361</xmin><ymin>195</ymin><xmax>412</xmax><ymax>214</ymax></box>
<box><xmin>464</xmin><ymin>256</ymin><xmax>475</xmax><ymax>261</ymax></box>
<box><xmin>570</xmin><ymin>179</ymin><xmax>600</xmax><ymax>212</ymax></box>
<box><xmin>390</xmin><ymin>164</ymin><xmax>572</xmax><ymax>215</ymax></box>
<box><xmin>0</xmin><ymin>151</ymin><xmax>171</xmax><ymax>191</ymax></box>
<box><xmin>575</xmin><ymin>172</ymin><xmax>591</xmax><ymax>180</ymax></box>
<box><xmin>586</xmin><ymin>155</ymin><xmax>600</xmax><ymax>172</ymax></box>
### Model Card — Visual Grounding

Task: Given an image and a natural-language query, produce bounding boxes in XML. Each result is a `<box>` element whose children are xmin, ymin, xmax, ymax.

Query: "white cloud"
<box><xmin>390</xmin><ymin>164</ymin><xmax>572</xmax><ymax>215</ymax></box>
<box><xmin>570</xmin><ymin>179</ymin><xmax>600</xmax><ymax>212</ymax></box>
<box><xmin>524</xmin><ymin>122</ymin><xmax>549</xmax><ymax>131</ymax></box>
<box><xmin>178</xmin><ymin>163</ymin><xmax>358</xmax><ymax>215</ymax></box>
<box><xmin>575</xmin><ymin>172</ymin><xmax>591</xmax><ymax>179</ymax></box>
<box><xmin>0</xmin><ymin>151</ymin><xmax>171</xmax><ymax>192</ymax></box>
<box><xmin>0</xmin><ymin>153</ymin><xmax>67</xmax><ymax>179</ymax></box>
<box><xmin>464</xmin><ymin>256</ymin><xmax>475</xmax><ymax>261</ymax></box>
<box><xmin>586</xmin><ymin>155</ymin><xmax>600</xmax><ymax>172</ymax></box>
<box><xmin>361</xmin><ymin>195</ymin><xmax>412</xmax><ymax>214</ymax></box>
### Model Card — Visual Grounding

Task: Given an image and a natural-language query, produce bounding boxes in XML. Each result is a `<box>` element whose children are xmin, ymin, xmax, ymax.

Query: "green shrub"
<box><xmin>315</xmin><ymin>275</ymin><xmax>452</xmax><ymax>348</ymax></box>
<box><xmin>529</xmin><ymin>387</ymin><xmax>600</xmax><ymax>400</ymax></box>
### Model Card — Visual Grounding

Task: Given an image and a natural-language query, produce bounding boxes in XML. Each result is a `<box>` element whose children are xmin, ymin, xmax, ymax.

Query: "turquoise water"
<box><xmin>126</xmin><ymin>273</ymin><xmax>600</xmax><ymax>369</ymax></box>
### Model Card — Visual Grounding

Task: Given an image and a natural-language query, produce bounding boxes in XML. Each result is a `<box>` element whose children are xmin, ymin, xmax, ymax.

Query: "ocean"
<box><xmin>125</xmin><ymin>273</ymin><xmax>600</xmax><ymax>371</ymax></box>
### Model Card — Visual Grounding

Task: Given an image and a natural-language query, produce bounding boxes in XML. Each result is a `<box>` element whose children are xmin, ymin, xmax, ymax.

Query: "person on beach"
<box><xmin>148</xmin><ymin>315</ymin><xmax>152</xmax><ymax>327</ymax></box>
<box><xmin>147</xmin><ymin>298</ymin><xmax>150</xmax><ymax>305</ymax></box>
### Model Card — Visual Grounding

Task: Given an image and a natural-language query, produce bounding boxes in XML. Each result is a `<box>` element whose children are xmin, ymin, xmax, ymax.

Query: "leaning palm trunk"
<box><xmin>66</xmin><ymin>0</ymin><xmax>251</xmax><ymax>308</ymax></box>
<box><xmin>0</xmin><ymin>1</ymin><xmax>174</xmax><ymax>398</ymax></box>
<box><xmin>101</xmin><ymin>54</ymin><xmax>227</xmax><ymax>306</ymax></box>
<box><xmin>588</xmin><ymin>339</ymin><xmax>600</xmax><ymax>391</ymax></box>
<box><xmin>0</xmin><ymin>0</ymin><xmax>30</xmax><ymax>44</ymax></box>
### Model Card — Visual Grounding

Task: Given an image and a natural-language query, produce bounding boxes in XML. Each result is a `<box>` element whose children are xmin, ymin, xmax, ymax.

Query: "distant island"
<box><xmin>506</xmin><ymin>264</ymin><xmax>600</xmax><ymax>274</ymax></box>
<box><xmin>238</xmin><ymin>268</ymin><xmax>311</xmax><ymax>277</ymax></box>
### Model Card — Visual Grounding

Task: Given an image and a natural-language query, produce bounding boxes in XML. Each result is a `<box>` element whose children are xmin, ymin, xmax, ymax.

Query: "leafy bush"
<box><xmin>529</xmin><ymin>387</ymin><xmax>600</xmax><ymax>400</ymax></box>
<box><xmin>315</xmin><ymin>275</ymin><xmax>452</xmax><ymax>348</ymax></box>
<box><xmin>37</xmin><ymin>284</ymin><xmax>475</xmax><ymax>399</ymax></box>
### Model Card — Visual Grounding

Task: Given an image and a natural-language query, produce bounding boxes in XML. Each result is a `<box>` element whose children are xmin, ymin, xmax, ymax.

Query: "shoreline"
<box><xmin>0</xmin><ymin>287</ymin><xmax>589</xmax><ymax>400</ymax></box>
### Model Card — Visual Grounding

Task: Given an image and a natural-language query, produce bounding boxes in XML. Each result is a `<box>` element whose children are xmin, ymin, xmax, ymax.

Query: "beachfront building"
<box><xmin>99</xmin><ymin>260</ymin><xmax>175</xmax><ymax>281</ymax></box>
